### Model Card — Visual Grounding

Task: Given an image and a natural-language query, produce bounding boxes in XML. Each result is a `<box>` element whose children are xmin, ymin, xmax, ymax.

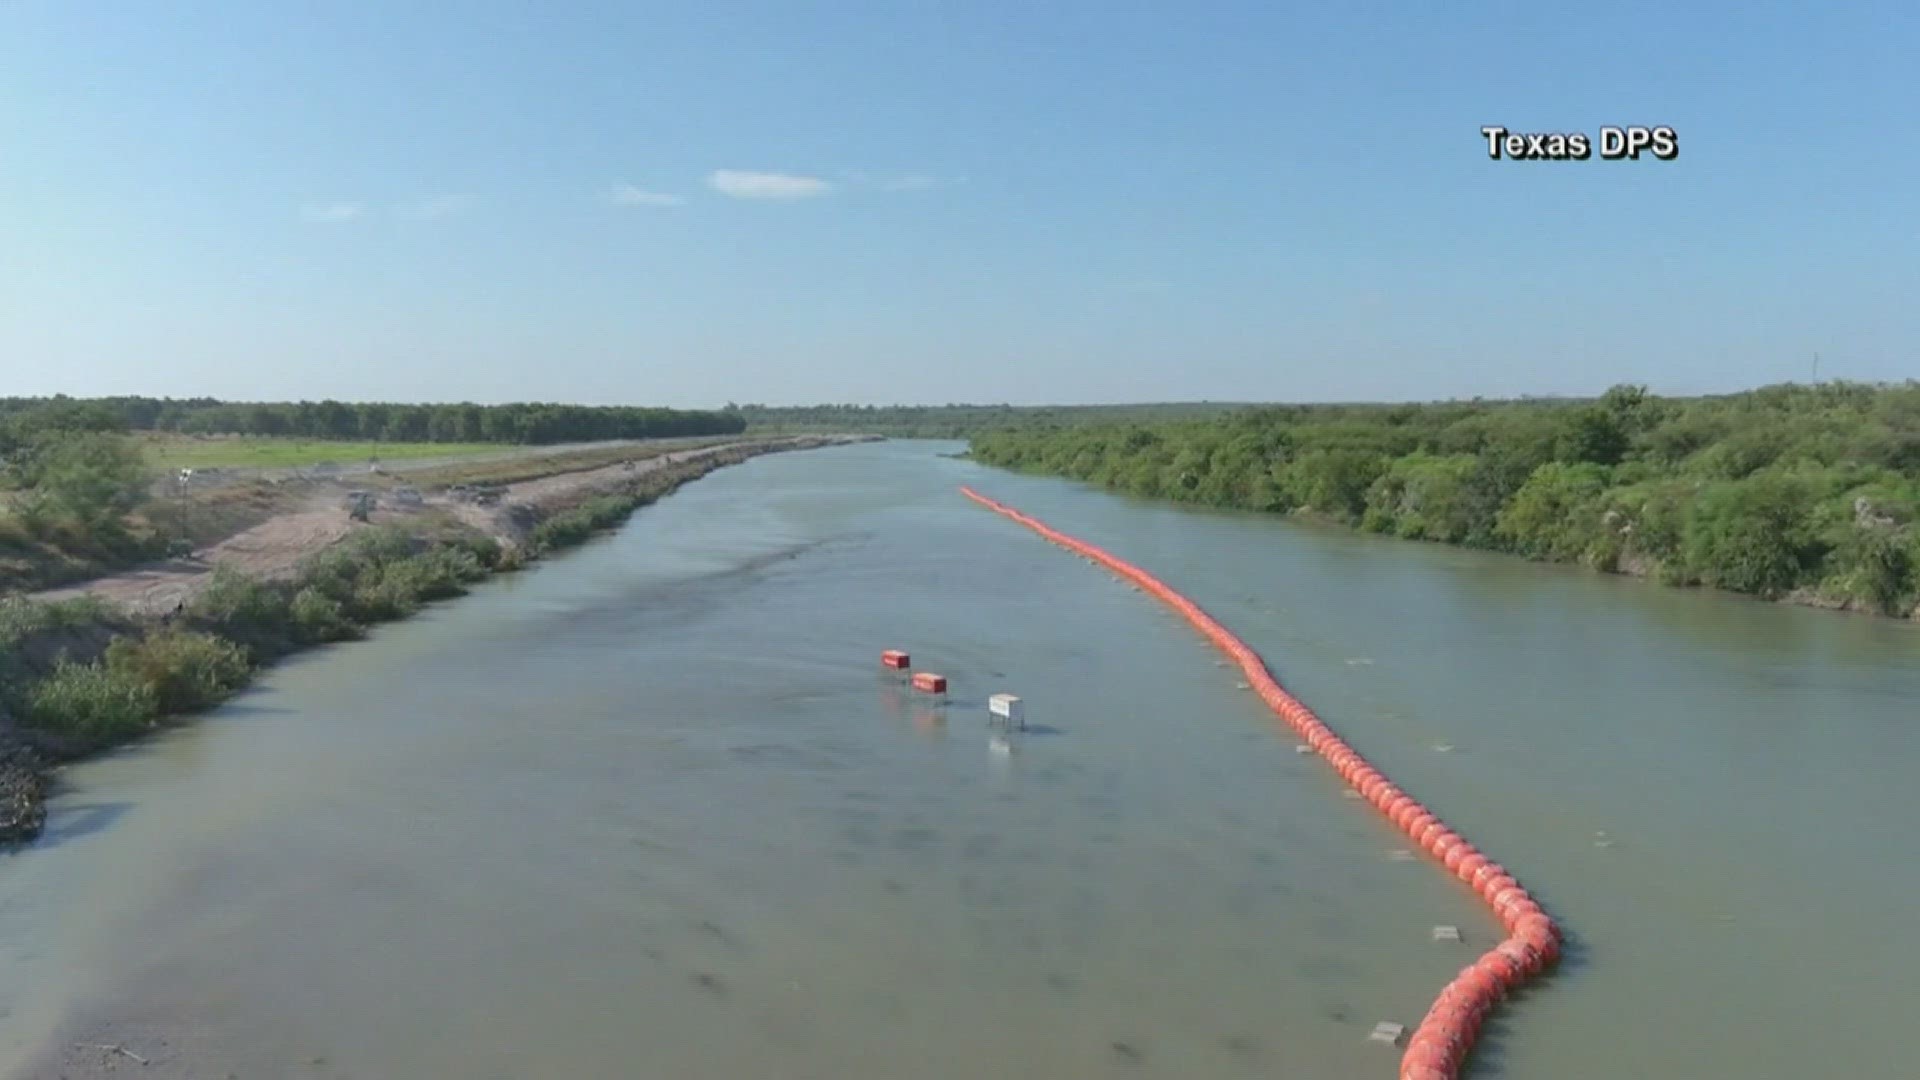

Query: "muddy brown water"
<box><xmin>2</xmin><ymin>441</ymin><xmax>1916</xmax><ymax>1078</ymax></box>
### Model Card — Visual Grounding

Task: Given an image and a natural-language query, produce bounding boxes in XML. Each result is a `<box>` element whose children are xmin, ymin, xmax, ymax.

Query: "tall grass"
<box><xmin>24</xmin><ymin>658</ymin><xmax>157</xmax><ymax>746</ymax></box>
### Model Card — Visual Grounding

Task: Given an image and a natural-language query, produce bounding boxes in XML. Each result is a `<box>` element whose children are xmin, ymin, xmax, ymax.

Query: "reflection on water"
<box><xmin>0</xmin><ymin>440</ymin><xmax>1914</xmax><ymax>1079</ymax></box>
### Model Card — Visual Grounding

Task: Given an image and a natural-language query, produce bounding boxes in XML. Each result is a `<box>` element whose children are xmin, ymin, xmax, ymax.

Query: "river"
<box><xmin>1</xmin><ymin>439</ymin><xmax>1915</xmax><ymax>1078</ymax></box>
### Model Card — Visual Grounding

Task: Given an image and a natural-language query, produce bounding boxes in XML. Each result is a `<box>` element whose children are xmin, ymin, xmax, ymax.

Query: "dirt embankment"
<box><xmin>27</xmin><ymin>436</ymin><xmax>870</xmax><ymax>618</ymax></box>
<box><xmin>0</xmin><ymin>435</ymin><xmax>872</xmax><ymax>850</ymax></box>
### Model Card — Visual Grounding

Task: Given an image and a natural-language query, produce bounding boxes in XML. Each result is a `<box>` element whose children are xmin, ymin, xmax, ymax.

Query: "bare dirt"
<box><xmin>28</xmin><ymin>504</ymin><xmax>354</xmax><ymax>616</ymax></box>
<box><xmin>27</xmin><ymin>438</ymin><xmax>858</xmax><ymax>618</ymax></box>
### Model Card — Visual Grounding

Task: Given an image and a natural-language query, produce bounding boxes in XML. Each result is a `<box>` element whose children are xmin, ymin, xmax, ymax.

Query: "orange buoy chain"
<box><xmin>961</xmin><ymin>486</ymin><xmax>1560</xmax><ymax>1079</ymax></box>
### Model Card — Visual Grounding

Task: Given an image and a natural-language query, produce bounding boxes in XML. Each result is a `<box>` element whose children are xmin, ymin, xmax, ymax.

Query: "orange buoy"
<box><xmin>959</xmin><ymin>485</ymin><xmax>1559</xmax><ymax>1080</ymax></box>
<box><xmin>881</xmin><ymin>649</ymin><xmax>911</xmax><ymax>670</ymax></box>
<box><xmin>911</xmin><ymin>671</ymin><xmax>947</xmax><ymax>694</ymax></box>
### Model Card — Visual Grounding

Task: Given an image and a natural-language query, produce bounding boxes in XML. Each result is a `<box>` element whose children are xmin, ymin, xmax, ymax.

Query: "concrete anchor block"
<box><xmin>1387</xmin><ymin>849</ymin><xmax>1415</xmax><ymax>862</ymax></box>
<box><xmin>1369</xmin><ymin>1021</ymin><xmax>1406</xmax><ymax>1046</ymax></box>
<box><xmin>1294</xmin><ymin>744</ymin><xmax>1313</xmax><ymax>755</ymax></box>
<box><xmin>1432</xmin><ymin>925</ymin><xmax>1462</xmax><ymax>943</ymax></box>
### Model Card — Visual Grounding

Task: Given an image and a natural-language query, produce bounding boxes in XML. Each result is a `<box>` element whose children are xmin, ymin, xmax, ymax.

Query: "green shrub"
<box><xmin>348</xmin><ymin>568</ymin><xmax>422</xmax><ymax>622</ymax></box>
<box><xmin>1679</xmin><ymin>472</ymin><xmax>1825</xmax><ymax>598</ymax></box>
<box><xmin>290</xmin><ymin>529</ymin><xmax>499</xmax><ymax>625</ymax></box>
<box><xmin>290</xmin><ymin>586</ymin><xmax>358</xmax><ymax>642</ymax></box>
<box><xmin>1822</xmin><ymin>525</ymin><xmax>1918</xmax><ymax>615</ymax></box>
<box><xmin>105</xmin><ymin>629</ymin><xmax>251</xmax><ymax>713</ymax></box>
<box><xmin>24</xmin><ymin>658</ymin><xmax>157</xmax><ymax>746</ymax></box>
<box><xmin>1496</xmin><ymin>462</ymin><xmax>1614</xmax><ymax>561</ymax></box>
<box><xmin>415</xmin><ymin>546</ymin><xmax>488</xmax><ymax>592</ymax></box>
<box><xmin>189</xmin><ymin>567</ymin><xmax>291</xmax><ymax>628</ymax></box>
<box><xmin>443</xmin><ymin>532</ymin><xmax>503</xmax><ymax>570</ymax></box>
<box><xmin>1360</xmin><ymin>453</ymin><xmax>1482</xmax><ymax>543</ymax></box>
<box><xmin>531</xmin><ymin>512</ymin><xmax>591</xmax><ymax>549</ymax></box>
<box><xmin>374</xmin><ymin>552</ymin><xmax>471</xmax><ymax>605</ymax></box>
<box><xmin>334</xmin><ymin>525</ymin><xmax>421</xmax><ymax>565</ymax></box>
<box><xmin>530</xmin><ymin>494</ymin><xmax>645</xmax><ymax>550</ymax></box>
<box><xmin>1283</xmin><ymin>450</ymin><xmax>1386</xmax><ymax>521</ymax></box>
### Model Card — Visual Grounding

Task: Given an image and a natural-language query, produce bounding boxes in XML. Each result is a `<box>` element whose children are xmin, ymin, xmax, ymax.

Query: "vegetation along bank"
<box><xmin>970</xmin><ymin>382</ymin><xmax>1920</xmax><ymax>620</ymax></box>
<box><xmin>0</xmin><ymin>431</ymin><xmax>870</xmax><ymax>844</ymax></box>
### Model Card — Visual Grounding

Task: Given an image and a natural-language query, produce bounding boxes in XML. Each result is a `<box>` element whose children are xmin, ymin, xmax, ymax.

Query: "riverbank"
<box><xmin>21</xmin><ymin>436</ymin><xmax>757</xmax><ymax>614</ymax></box>
<box><xmin>967</xmin><ymin>383</ymin><xmax>1920</xmax><ymax>624</ymax></box>
<box><xmin>0</xmin><ymin>435</ymin><xmax>874</xmax><ymax>846</ymax></box>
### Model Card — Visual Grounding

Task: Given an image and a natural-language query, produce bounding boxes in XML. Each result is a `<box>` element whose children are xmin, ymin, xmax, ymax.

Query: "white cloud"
<box><xmin>707</xmin><ymin>169</ymin><xmax>833</xmax><ymax>200</ymax></box>
<box><xmin>301</xmin><ymin>202</ymin><xmax>366</xmax><ymax>223</ymax></box>
<box><xmin>609</xmin><ymin>182</ymin><xmax>682</xmax><ymax>207</ymax></box>
<box><xmin>396</xmin><ymin>196</ymin><xmax>469</xmax><ymax>220</ymax></box>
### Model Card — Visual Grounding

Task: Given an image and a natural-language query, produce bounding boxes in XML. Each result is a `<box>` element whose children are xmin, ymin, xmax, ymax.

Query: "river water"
<box><xmin>1</xmin><ymin>440</ymin><xmax>1915</xmax><ymax>1079</ymax></box>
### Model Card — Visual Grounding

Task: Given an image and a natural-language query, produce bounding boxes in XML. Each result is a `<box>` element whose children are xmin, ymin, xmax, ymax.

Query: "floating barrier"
<box><xmin>881</xmin><ymin>649</ymin><xmax>912</xmax><ymax>670</ymax></box>
<box><xmin>911</xmin><ymin>671</ymin><xmax>948</xmax><ymax>694</ymax></box>
<box><xmin>960</xmin><ymin>486</ymin><xmax>1560</xmax><ymax>1080</ymax></box>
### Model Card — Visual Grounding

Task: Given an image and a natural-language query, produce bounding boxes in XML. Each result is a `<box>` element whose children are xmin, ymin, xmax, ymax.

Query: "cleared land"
<box><xmin>2</xmin><ymin>437</ymin><xmax>741</xmax><ymax>595</ymax></box>
<box><xmin>29</xmin><ymin>435</ymin><xmax>863</xmax><ymax>617</ymax></box>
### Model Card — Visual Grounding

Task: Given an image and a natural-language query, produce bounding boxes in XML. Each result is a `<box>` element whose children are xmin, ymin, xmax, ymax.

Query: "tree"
<box><xmin>1496</xmin><ymin>462</ymin><xmax>1614</xmax><ymax>560</ymax></box>
<box><xmin>1680</xmin><ymin>472</ymin><xmax>1823</xmax><ymax>597</ymax></box>
<box><xmin>1558</xmin><ymin>406</ymin><xmax>1629</xmax><ymax>466</ymax></box>
<box><xmin>21</xmin><ymin>431</ymin><xmax>152</xmax><ymax>530</ymax></box>
<box><xmin>1287</xmin><ymin>450</ymin><xmax>1386</xmax><ymax>520</ymax></box>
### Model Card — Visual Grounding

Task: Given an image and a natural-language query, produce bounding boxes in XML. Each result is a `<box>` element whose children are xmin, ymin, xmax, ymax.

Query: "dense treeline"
<box><xmin>971</xmin><ymin>383</ymin><xmax>1920</xmax><ymax>617</ymax></box>
<box><xmin>736</xmin><ymin>402</ymin><xmax>1239</xmax><ymax>437</ymax></box>
<box><xmin>0</xmin><ymin>396</ymin><xmax>745</xmax><ymax>445</ymax></box>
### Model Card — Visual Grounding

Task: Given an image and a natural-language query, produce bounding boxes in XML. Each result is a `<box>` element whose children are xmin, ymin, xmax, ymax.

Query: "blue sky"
<box><xmin>2</xmin><ymin>1</ymin><xmax>1914</xmax><ymax>407</ymax></box>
